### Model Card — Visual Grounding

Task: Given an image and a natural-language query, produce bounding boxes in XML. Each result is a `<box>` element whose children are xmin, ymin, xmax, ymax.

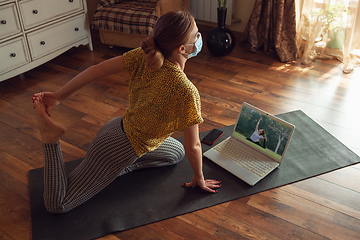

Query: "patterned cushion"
<box><xmin>136</xmin><ymin>0</ymin><xmax>157</xmax><ymax>2</ymax></box>
<box><xmin>92</xmin><ymin>1</ymin><xmax>158</xmax><ymax>35</ymax></box>
<box><xmin>97</xmin><ymin>0</ymin><xmax>156</xmax><ymax>9</ymax></box>
<box><xmin>97</xmin><ymin>0</ymin><xmax>124</xmax><ymax>9</ymax></box>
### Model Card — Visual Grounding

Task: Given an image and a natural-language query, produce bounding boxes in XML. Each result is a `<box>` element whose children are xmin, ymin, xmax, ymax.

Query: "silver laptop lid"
<box><xmin>231</xmin><ymin>102</ymin><xmax>295</xmax><ymax>164</ymax></box>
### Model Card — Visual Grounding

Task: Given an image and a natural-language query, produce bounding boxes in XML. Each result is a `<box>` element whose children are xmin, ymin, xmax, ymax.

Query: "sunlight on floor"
<box><xmin>269</xmin><ymin>61</ymin><xmax>348</xmax><ymax>83</ymax></box>
<box><xmin>269</xmin><ymin>63</ymin><xmax>311</xmax><ymax>73</ymax></box>
<box><xmin>317</xmin><ymin>67</ymin><xmax>342</xmax><ymax>82</ymax></box>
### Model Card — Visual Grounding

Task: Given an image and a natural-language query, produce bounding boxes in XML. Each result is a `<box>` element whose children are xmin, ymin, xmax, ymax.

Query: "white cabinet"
<box><xmin>0</xmin><ymin>0</ymin><xmax>93</xmax><ymax>81</ymax></box>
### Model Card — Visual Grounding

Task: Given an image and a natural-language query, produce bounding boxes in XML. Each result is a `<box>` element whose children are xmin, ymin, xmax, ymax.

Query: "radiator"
<box><xmin>190</xmin><ymin>0</ymin><xmax>234</xmax><ymax>25</ymax></box>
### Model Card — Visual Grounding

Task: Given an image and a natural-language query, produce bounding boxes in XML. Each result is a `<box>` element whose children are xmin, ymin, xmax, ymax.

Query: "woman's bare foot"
<box><xmin>33</xmin><ymin>97</ymin><xmax>66</xmax><ymax>143</ymax></box>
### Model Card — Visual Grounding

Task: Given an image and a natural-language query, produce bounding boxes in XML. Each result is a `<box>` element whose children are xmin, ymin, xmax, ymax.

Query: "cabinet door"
<box><xmin>0</xmin><ymin>3</ymin><xmax>22</xmax><ymax>39</ymax></box>
<box><xmin>27</xmin><ymin>14</ymin><xmax>87</xmax><ymax>60</ymax></box>
<box><xmin>19</xmin><ymin>0</ymin><xmax>83</xmax><ymax>29</ymax></box>
<box><xmin>0</xmin><ymin>37</ymin><xmax>30</xmax><ymax>74</ymax></box>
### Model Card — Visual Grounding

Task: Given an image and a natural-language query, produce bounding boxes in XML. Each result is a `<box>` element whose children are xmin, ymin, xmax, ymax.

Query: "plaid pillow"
<box><xmin>92</xmin><ymin>1</ymin><xmax>159</xmax><ymax>35</ymax></box>
<box><xmin>97</xmin><ymin>0</ymin><xmax>157</xmax><ymax>10</ymax></box>
<box><xmin>97</xmin><ymin>0</ymin><xmax>124</xmax><ymax>10</ymax></box>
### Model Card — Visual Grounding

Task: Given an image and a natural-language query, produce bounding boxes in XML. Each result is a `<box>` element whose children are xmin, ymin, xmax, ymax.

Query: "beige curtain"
<box><xmin>242</xmin><ymin>0</ymin><xmax>298</xmax><ymax>62</ymax></box>
<box><xmin>296</xmin><ymin>0</ymin><xmax>360</xmax><ymax>73</ymax></box>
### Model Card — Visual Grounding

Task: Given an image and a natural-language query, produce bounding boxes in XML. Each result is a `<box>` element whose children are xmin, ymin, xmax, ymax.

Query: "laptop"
<box><xmin>203</xmin><ymin>102</ymin><xmax>295</xmax><ymax>186</ymax></box>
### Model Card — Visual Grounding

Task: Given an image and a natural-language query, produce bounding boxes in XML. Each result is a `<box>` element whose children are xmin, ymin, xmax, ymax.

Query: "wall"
<box><xmin>190</xmin><ymin>0</ymin><xmax>256</xmax><ymax>33</ymax></box>
<box><xmin>189</xmin><ymin>0</ymin><xmax>234</xmax><ymax>25</ymax></box>
<box><xmin>232</xmin><ymin>0</ymin><xmax>256</xmax><ymax>32</ymax></box>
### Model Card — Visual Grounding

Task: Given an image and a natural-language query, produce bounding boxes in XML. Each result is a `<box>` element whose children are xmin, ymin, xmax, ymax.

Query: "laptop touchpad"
<box><xmin>204</xmin><ymin>149</ymin><xmax>233</xmax><ymax>167</ymax></box>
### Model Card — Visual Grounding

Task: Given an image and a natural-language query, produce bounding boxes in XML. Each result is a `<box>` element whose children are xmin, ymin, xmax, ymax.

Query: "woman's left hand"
<box><xmin>184</xmin><ymin>175</ymin><xmax>221</xmax><ymax>193</ymax></box>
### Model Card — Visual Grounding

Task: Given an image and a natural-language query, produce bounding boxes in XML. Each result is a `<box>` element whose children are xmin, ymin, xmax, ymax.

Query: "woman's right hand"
<box><xmin>32</xmin><ymin>92</ymin><xmax>60</xmax><ymax>116</ymax></box>
<box><xmin>184</xmin><ymin>175</ymin><xmax>221</xmax><ymax>193</ymax></box>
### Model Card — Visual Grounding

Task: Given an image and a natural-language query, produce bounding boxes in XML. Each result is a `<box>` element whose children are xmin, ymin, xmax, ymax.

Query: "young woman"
<box><xmin>247</xmin><ymin>117</ymin><xmax>267</xmax><ymax>148</ymax></box>
<box><xmin>32</xmin><ymin>11</ymin><xmax>221</xmax><ymax>214</ymax></box>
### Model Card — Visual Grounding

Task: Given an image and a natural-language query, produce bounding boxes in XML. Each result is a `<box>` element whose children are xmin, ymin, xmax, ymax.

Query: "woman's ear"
<box><xmin>178</xmin><ymin>45</ymin><xmax>186</xmax><ymax>54</ymax></box>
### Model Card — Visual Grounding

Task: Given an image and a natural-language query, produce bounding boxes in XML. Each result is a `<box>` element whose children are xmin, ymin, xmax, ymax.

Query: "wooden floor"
<box><xmin>1</xmin><ymin>27</ymin><xmax>360</xmax><ymax>240</ymax></box>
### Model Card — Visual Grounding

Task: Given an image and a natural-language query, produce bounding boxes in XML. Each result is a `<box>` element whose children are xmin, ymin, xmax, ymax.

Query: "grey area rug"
<box><xmin>29</xmin><ymin>110</ymin><xmax>360</xmax><ymax>240</ymax></box>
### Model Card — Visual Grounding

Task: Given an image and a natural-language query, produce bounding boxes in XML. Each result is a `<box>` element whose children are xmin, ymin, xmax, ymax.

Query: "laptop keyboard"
<box><xmin>213</xmin><ymin>139</ymin><xmax>274</xmax><ymax>177</ymax></box>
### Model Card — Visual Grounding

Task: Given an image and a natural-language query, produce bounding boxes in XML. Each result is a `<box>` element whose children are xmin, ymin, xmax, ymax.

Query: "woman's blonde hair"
<box><xmin>141</xmin><ymin>11</ymin><xmax>195</xmax><ymax>70</ymax></box>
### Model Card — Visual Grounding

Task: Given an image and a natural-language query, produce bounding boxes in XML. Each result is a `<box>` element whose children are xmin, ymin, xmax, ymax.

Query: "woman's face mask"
<box><xmin>184</xmin><ymin>32</ymin><xmax>203</xmax><ymax>59</ymax></box>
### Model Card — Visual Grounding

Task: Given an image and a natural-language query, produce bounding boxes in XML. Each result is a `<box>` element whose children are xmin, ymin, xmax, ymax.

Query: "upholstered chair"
<box><xmin>91</xmin><ymin>0</ymin><xmax>190</xmax><ymax>48</ymax></box>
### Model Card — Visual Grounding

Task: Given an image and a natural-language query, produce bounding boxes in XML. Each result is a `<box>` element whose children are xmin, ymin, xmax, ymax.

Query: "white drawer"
<box><xmin>0</xmin><ymin>36</ymin><xmax>30</xmax><ymax>74</ymax></box>
<box><xmin>27</xmin><ymin>14</ymin><xmax>87</xmax><ymax>60</ymax></box>
<box><xmin>0</xmin><ymin>3</ymin><xmax>22</xmax><ymax>39</ymax></box>
<box><xmin>19</xmin><ymin>0</ymin><xmax>83</xmax><ymax>29</ymax></box>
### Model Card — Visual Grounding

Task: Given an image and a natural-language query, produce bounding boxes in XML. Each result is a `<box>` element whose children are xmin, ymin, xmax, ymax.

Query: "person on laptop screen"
<box><xmin>247</xmin><ymin>118</ymin><xmax>267</xmax><ymax>148</ymax></box>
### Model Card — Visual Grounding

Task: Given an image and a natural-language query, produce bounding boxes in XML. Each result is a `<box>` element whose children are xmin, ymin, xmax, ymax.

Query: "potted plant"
<box><xmin>325</xmin><ymin>1</ymin><xmax>348</xmax><ymax>48</ymax></box>
<box><xmin>326</xmin><ymin>1</ymin><xmax>348</xmax><ymax>31</ymax></box>
<box><xmin>311</xmin><ymin>0</ymin><xmax>348</xmax><ymax>49</ymax></box>
<box><xmin>302</xmin><ymin>1</ymin><xmax>349</xmax><ymax>49</ymax></box>
<box><xmin>218</xmin><ymin>0</ymin><xmax>227</xmax><ymax>10</ymax></box>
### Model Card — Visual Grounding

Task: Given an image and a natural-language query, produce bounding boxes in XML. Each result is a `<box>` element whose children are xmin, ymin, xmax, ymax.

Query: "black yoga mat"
<box><xmin>30</xmin><ymin>110</ymin><xmax>360</xmax><ymax>240</ymax></box>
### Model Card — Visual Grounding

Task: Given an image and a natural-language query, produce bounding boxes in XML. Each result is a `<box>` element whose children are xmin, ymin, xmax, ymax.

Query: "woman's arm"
<box><xmin>255</xmin><ymin>117</ymin><xmax>262</xmax><ymax>131</ymax></box>
<box><xmin>56</xmin><ymin>55</ymin><xmax>124</xmax><ymax>101</ymax></box>
<box><xmin>183</xmin><ymin>124</ymin><xmax>221</xmax><ymax>193</ymax></box>
<box><xmin>32</xmin><ymin>55</ymin><xmax>124</xmax><ymax>115</ymax></box>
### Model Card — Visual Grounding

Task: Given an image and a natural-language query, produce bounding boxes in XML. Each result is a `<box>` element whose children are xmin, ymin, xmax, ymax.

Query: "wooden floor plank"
<box><xmin>95</xmin><ymin>234</ymin><xmax>120</xmax><ymax>240</ymax></box>
<box><xmin>146</xmin><ymin>217</ymin><xmax>221</xmax><ymax>240</ymax></box>
<box><xmin>0</xmin><ymin>229</ymin><xmax>15</xmax><ymax>240</ymax></box>
<box><xmin>113</xmin><ymin>225</ymin><xmax>168</xmax><ymax>240</ymax></box>
<box><xmin>176</xmin><ymin>212</ymin><xmax>220</xmax><ymax>236</ymax></box>
<box><xmin>0</xmin><ymin>184</ymin><xmax>31</xmax><ymax>240</ymax></box>
<box><xmin>0</xmin><ymin>150</ymin><xmax>32</xmax><ymax>185</ymax></box>
<box><xmin>248</xmin><ymin>189</ymin><xmax>360</xmax><ymax>240</ymax></box>
<box><xmin>217</xmin><ymin>214</ymin><xmax>281</xmax><ymax>240</ymax></box>
<box><xmin>281</xmin><ymin>178</ymin><xmax>360</xmax><ymax>219</ymax></box>
<box><xmin>317</xmin><ymin>166</ymin><xmax>360</xmax><ymax>192</ymax></box>
<box><xmin>223</xmin><ymin>199</ymin><xmax>328</xmax><ymax>240</ymax></box>
<box><xmin>0</xmin><ymin>122</ymin><xmax>44</xmax><ymax>168</ymax></box>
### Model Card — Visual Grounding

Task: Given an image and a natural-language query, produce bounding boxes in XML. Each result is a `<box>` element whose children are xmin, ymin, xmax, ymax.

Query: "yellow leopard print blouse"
<box><xmin>122</xmin><ymin>47</ymin><xmax>203</xmax><ymax>157</ymax></box>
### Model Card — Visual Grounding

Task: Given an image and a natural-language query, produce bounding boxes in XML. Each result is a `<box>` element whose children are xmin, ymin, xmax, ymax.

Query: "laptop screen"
<box><xmin>232</xmin><ymin>102</ymin><xmax>295</xmax><ymax>163</ymax></box>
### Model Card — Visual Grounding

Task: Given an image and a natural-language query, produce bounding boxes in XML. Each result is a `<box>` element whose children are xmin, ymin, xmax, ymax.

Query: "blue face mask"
<box><xmin>185</xmin><ymin>33</ymin><xmax>203</xmax><ymax>59</ymax></box>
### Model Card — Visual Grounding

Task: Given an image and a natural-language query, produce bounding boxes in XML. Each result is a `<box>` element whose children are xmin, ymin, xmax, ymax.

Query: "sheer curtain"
<box><xmin>296</xmin><ymin>0</ymin><xmax>360</xmax><ymax>73</ymax></box>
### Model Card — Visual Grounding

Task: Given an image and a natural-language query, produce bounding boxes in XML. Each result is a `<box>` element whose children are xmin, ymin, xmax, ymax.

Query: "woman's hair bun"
<box><xmin>141</xmin><ymin>37</ymin><xmax>156</xmax><ymax>53</ymax></box>
<box><xmin>141</xmin><ymin>37</ymin><xmax>164</xmax><ymax>70</ymax></box>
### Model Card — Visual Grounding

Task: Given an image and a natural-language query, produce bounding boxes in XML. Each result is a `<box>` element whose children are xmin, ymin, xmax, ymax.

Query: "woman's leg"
<box><xmin>54</xmin><ymin>116</ymin><xmax>138</xmax><ymax>213</ymax></box>
<box><xmin>119</xmin><ymin>137</ymin><xmax>185</xmax><ymax>176</ymax></box>
<box><xmin>34</xmin><ymin>98</ymin><xmax>68</xmax><ymax>212</ymax></box>
<box><xmin>246</xmin><ymin>137</ymin><xmax>261</xmax><ymax>147</ymax></box>
<box><xmin>35</xmin><ymin>97</ymin><xmax>139</xmax><ymax>213</ymax></box>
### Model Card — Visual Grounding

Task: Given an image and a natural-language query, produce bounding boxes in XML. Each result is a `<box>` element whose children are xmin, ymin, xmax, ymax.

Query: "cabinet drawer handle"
<box><xmin>1</xmin><ymin>20</ymin><xmax>6</xmax><ymax>25</ymax></box>
<box><xmin>75</xmin><ymin>27</ymin><xmax>79</xmax><ymax>31</ymax></box>
<box><xmin>40</xmin><ymin>41</ymin><xmax>46</xmax><ymax>45</ymax></box>
<box><xmin>33</xmin><ymin>10</ymin><xmax>38</xmax><ymax>14</ymax></box>
<box><xmin>10</xmin><ymin>53</ymin><xmax>16</xmax><ymax>57</ymax></box>
<box><xmin>69</xmin><ymin>0</ymin><xmax>74</xmax><ymax>2</ymax></box>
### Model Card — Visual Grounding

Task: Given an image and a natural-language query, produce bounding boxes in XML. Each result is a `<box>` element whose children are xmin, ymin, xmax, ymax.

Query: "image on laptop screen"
<box><xmin>233</xmin><ymin>105</ymin><xmax>293</xmax><ymax>162</ymax></box>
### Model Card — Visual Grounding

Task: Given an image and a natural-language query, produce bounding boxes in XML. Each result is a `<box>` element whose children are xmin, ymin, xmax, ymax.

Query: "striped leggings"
<box><xmin>43</xmin><ymin>116</ymin><xmax>185</xmax><ymax>213</ymax></box>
